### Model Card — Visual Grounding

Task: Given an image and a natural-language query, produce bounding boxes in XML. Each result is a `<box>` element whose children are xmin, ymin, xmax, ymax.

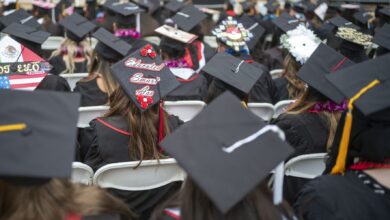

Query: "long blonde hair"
<box><xmin>50</xmin><ymin>38</ymin><xmax>93</xmax><ymax>74</ymax></box>
<box><xmin>282</xmin><ymin>54</ymin><xmax>306</xmax><ymax>100</ymax></box>
<box><xmin>286</xmin><ymin>88</ymin><xmax>341</xmax><ymax>151</ymax></box>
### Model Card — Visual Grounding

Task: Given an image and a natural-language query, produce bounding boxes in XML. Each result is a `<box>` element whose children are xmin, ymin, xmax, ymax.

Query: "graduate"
<box><xmin>79</xmin><ymin>45</ymin><xmax>183</xmax><ymax>219</ymax></box>
<box><xmin>212</xmin><ymin>16</ymin><xmax>278</xmax><ymax>104</ymax></box>
<box><xmin>0</xmin><ymin>89</ymin><xmax>133</xmax><ymax>220</ymax></box>
<box><xmin>271</xmin><ymin>43</ymin><xmax>354</xmax><ymax>203</ymax></box>
<box><xmin>151</xmin><ymin>91</ymin><xmax>296</xmax><ymax>220</ymax></box>
<box><xmin>156</xmin><ymin>25</ymin><xmax>208</xmax><ymax>101</ymax></box>
<box><xmin>49</xmin><ymin>12</ymin><xmax>96</xmax><ymax>75</ymax></box>
<box><xmin>74</xmin><ymin>27</ymin><xmax>132</xmax><ymax>106</ymax></box>
<box><xmin>295</xmin><ymin>53</ymin><xmax>390</xmax><ymax>220</ymax></box>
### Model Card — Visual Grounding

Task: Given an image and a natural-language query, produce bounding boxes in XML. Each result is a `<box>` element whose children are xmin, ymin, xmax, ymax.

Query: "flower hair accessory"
<box><xmin>136</xmin><ymin>94</ymin><xmax>153</xmax><ymax>109</ymax></box>
<box><xmin>280</xmin><ymin>24</ymin><xmax>321</xmax><ymax>65</ymax></box>
<box><xmin>140</xmin><ymin>44</ymin><xmax>157</xmax><ymax>59</ymax></box>
<box><xmin>212</xmin><ymin>16</ymin><xmax>253</xmax><ymax>52</ymax></box>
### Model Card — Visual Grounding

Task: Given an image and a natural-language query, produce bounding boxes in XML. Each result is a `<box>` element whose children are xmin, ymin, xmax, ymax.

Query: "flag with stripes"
<box><xmin>0</xmin><ymin>36</ymin><xmax>49</xmax><ymax>90</ymax></box>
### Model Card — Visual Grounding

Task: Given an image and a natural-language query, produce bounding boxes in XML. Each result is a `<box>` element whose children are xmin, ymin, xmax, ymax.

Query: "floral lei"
<box><xmin>164</xmin><ymin>58</ymin><xmax>192</xmax><ymax>68</ymax></box>
<box><xmin>114</xmin><ymin>28</ymin><xmax>141</xmax><ymax>39</ymax></box>
<box><xmin>308</xmin><ymin>100</ymin><xmax>347</xmax><ymax>113</ymax></box>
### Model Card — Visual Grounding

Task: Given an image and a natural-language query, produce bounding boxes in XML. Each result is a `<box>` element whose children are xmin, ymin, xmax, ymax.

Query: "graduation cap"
<box><xmin>293</xmin><ymin>1</ymin><xmax>316</xmax><ymax>14</ymax></box>
<box><xmin>164</xmin><ymin>0</ymin><xmax>186</xmax><ymax>13</ymax></box>
<box><xmin>0</xmin><ymin>89</ymin><xmax>80</xmax><ymax>181</ymax></box>
<box><xmin>238</xmin><ymin>15</ymin><xmax>265</xmax><ymax>50</ymax></box>
<box><xmin>111</xmin><ymin>44</ymin><xmax>180</xmax><ymax>111</ymax></box>
<box><xmin>59</xmin><ymin>12</ymin><xmax>96</xmax><ymax>42</ymax></box>
<box><xmin>202</xmin><ymin>53</ymin><xmax>264</xmax><ymax>94</ymax></box>
<box><xmin>0</xmin><ymin>9</ymin><xmax>41</xmax><ymax>30</ymax></box>
<box><xmin>314</xmin><ymin>2</ymin><xmax>328</xmax><ymax>21</ymax></box>
<box><xmin>2</xmin><ymin>23</ymin><xmax>51</xmax><ymax>52</ymax></box>
<box><xmin>160</xmin><ymin>91</ymin><xmax>294</xmax><ymax>213</ymax></box>
<box><xmin>0</xmin><ymin>35</ymin><xmax>50</xmax><ymax>90</ymax></box>
<box><xmin>133</xmin><ymin>0</ymin><xmax>161</xmax><ymax>14</ymax></box>
<box><xmin>105</xmin><ymin>1</ymin><xmax>144</xmax><ymax>31</ymax></box>
<box><xmin>155</xmin><ymin>25</ymin><xmax>198</xmax><ymax>44</ymax></box>
<box><xmin>325</xmin><ymin>54</ymin><xmax>390</xmax><ymax>174</ymax></box>
<box><xmin>297</xmin><ymin>43</ymin><xmax>354</xmax><ymax>103</ymax></box>
<box><xmin>373</xmin><ymin>23</ymin><xmax>390</xmax><ymax>51</ymax></box>
<box><xmin>92</xmin><ymin>27</ymin><xmax>132</xmax><ymax>62</ymax></box>
<box><xmin>378</xmin><ymin>7</ymin><xmax>390</xmax><ymax>18</ymax></box>
<box><xmin>265</xmin><ymin>0</ymin><xmax>280</xmax><ymax>13</ymax></box>
<box><xmin>272</xmin><ymin>16</ymin><xmax>304</xmax><ymax>33</ymax></box>
<box><xmin>171</xmin><ymin>5</ymin><xmax>207</xmax><ymax>32</ymax></box>
<box><xmin>353</xmin><ymin>10</ymin><xmax>373</xmax><ymax>25</ymax></box>
<box><xmin>327</xmin><ymin>15</ymin><xmax>360</xmax><ymax>30</ymax></box>
<box><xmin>335</xmin><ymin>27</ymin><xmax>372</xmax><ymax>47</ymax></box>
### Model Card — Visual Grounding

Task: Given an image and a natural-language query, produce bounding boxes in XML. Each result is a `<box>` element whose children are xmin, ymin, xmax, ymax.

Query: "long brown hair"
<box><xmin>286</xmin><ymin>88</ymin><xmax>341</xmax><ymax>151</ymax></box>
<box><xmin>282</xmin><ymin>54</ymin><xmax>305</xmax><ymax>100</ymax></box>
<box><xmin>106</xmin><ymin>87</ymin><xmax>171</xmax><ymax>163</ymax></box>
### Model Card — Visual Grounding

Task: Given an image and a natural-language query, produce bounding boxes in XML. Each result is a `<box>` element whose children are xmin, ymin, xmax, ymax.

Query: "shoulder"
<box><xmin>94</xmin><ymin>116</ymin><xmax>131</xmax><ymax>136</ymax></box>
<box><xmin>167</xmin><ymin>115</ymin><xmax>184</xmax><ymax>130</ymax></box>
<box><xmin>162</xmin><ymin>208</ymin><xmax>181</xmax><ymax>220</ymax></box>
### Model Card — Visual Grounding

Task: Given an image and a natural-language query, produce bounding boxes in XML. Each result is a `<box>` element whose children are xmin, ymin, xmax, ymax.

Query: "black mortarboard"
<box><xmin>164</xmin><ymin>0</ymin><xmax>186</xmax><ymax>13</ymax></box>
<box><xmin>0</xmin><ymin>9</ymin><xmax>40</xmax><ymax>30</ymax></box>
<box><xmin>111</xmin><ymin>44</ymin><xmax>180</xmax><ymax>111</ymax></box>
<box><xmin>202</xmin><ymin>53</ymin><xmax>264</xmax><ymax>94</ymax></box>
<box><xmin>240</xmin><ymin>1</ymin><xmax>254</xmax><ymax>11</ymax></box>
<box><xmin>335</xmin><ymin>26</ymin><xmax>372</xmax><ymax>48</ymax></box>
<box><xmin>92</xmin><ymin>28</ymin><xmax>132</xmax><ymax>62</ymax></box>
<box><xmin>0</xmin><ymin>89</ymin><xmax>80</xmax><ymax>181</ymax></box>
<box><xmin>2</xmin><ymin>23</ymin><xmax>50</xmax><ymax>46</ymax></box>
<box><xmin>272</xmin><ymin>16</ymin><xmax>304</xmax><ymax>33</ymax></box>
<box><xmin>378</xmin><ymin>7</ymin><xmax>390</xmax><ymax>18</ymax></box>
<box><xmin>83</xmin><ymin>214</ymin><xmax>121</xmax><ymax>220</ymax></box>
<box><xmin>59</xmin><ymin>12</ymin><xmax>96</xmax><ymax>42</ymax></box>
<box><xmin>134</xmin><ymin>0</ymin><xmax>161</xmax><ymax>14</ymax></box>
<box><xmin>297</xmin><ymin>43</ymin><xmax>354</xmax><ymax>103</ymax></box>
<box><xmin>373</xmin><ymin>23</ymin><xmax>390</xmax><ymax>51</ymax></box>
<box><xmin>265</xmin><ymin>0</ymin><xmax>279</xmax><ymax>13</ymax></box>
<box><xmin>161</xmin><ymin>91</ymin><xmax>294</xmax><ymax>213</ymax></box>
<box><xmin>239</xmin><ymin>15</ymin><xmax>265</xmax><ymax>50</ymax></box>
<box><xmin>106</xmin><ymin>1</ymin><xmax>144</xmax><ymax>27</ymax></box>
<box><xmin>326</xmin><ymin>53</ymin><xmax>390</xmax><ymax>116</ymax></box>
<box><xmin>293</xmin><ymin>1</ymin><xmax>316</xmax><ymax>13</ymax></box>
<box><xmin>353</xmin><ymin>10</ymin><xmax>373</xmax><ymax>25</ymax></box>
<box><xmin>327</xmin><ymin>15</ymin><xmax>360</xmax><ymax>30</ymax></box>
<box><xmin>171</xmin><ymin>5</ymin><xmax>207</xmax><ymax>32</ymax></box>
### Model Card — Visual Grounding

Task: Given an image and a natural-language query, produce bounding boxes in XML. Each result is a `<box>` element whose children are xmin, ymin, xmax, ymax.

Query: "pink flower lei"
<box><xmin>114</xmin><ymin>28</ymin><xmax>141</xmax><ymax>39</ymax></box>
<box><xmin>308</xmin><ymin>100</ymin><xmax>348</xmax><ymax>113</ymax></box>
<box><xmin>164</xmin><ymin>58</ymin><xmax>192</xmax><ymax>68</ymax></box>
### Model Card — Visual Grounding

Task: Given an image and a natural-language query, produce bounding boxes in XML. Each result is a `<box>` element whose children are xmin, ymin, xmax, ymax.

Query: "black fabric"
<box><xmin>35</xmin><ymin>74</ymin><xmax>71</xmax><ymax>92</ymax></box>
<box><xmin>271</xmin><ymin>112</ymin><xmax>329</xmax><ymax>203</ymax></box>
<box><xmin>274</xmin><ymin>77</ymin><xmax>290</xmax><ymax>101</ymax></box>
<box><xmin>166</xmin><ymin>72</ymin><xmax>208</xmax><ymax>101</ymax></box>
<box><xmin>73</xmin><ymin>78</ymin><xmax>108</xmax><ymax>106</ymax></box>
<box><xmin>295</xmin><ymin>171</ymin><xmax>390</xmax><ymax>220</ymax></box>
<box><xmin>264</xmin><ymin>47</ymin><xmax>284</xmax><ymax>70</ymax></box>
<box><xmin>48</xmin><ymin>55</ymin><xmax>88</xmax><ymax>75</ymax></box>
<box><xmin>92</xmin><ymin>28</ymin><xmax>132</xmax><ymax>62</ymax></box>
<box><xmin>248</xmin><ymin>61</ymin><xmax>279</xmax><ymax>104</ymax></box>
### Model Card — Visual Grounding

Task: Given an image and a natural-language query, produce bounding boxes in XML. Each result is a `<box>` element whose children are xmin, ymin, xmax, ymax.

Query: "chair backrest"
<box><xmin>247</xmin><ymin>103</ymin><xmax>275</xmax><ymax>121</ymax></box>
<box><xmin>42</xmin><ymin>36</ymin><xmax>65</xmax><ymax>50</ymax></box>
<box><xmin>284</xmin><ymin>153</ymin><xmax>328</xmax><ymax>179</ymax></box>
<box><xmin>203</xmin><ymin>35</ymin><xmax>218</xmax><ymax>48</ymax></box>
<box><xmin>93</xmin><ymin>159</ymin><xmax>186</xmax><ymax>191</ymax></box>
<box><xmin>78</xmin><ymin>106</ymin><xmax>110</xmax><ymax>128</ymax></box>
<box><xmin>270</xmin><ymin>69</ymin><xmax>284</xmax><ymax>79</ymax></box>
<box><xmin>71</xmin><ymin>162</ymin><xmax>94</xmax><ymax>185</ymax></box>
<box><xmin>60</xmin><ymin>73</ymin><xmax>89</xmax><ymax>91</ymax></box>
<box><xmin>143</xmin><ymin>36</ymin><xmax>161</xmax><ymax>46</ymax></box>
<box><xmin>164</xmin><ymin>101</ymin><xmax>206</xmax><ymax>122</ymax></box>
<box><xmin>273</xmin><ymin>100</ymin><xmax>295</xmax><ymax>118</ymax></box>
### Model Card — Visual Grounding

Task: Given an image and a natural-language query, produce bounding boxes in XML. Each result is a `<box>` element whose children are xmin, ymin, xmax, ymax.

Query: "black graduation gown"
<box><xmin>35</xmin><ymin>74</ymin><xmax>71</xmax><ymax>92</ymax></box>
<box><xmin>165</xmin><ymin>71</ymin><xmax>208</xmax><ymax>101</ymax></box>
<box><xmin>271</xmin><ymin>113</ymin><xmax>330</xmax><ymax>203</ymax></box>
<box><xmin>264</xmin><ymin>47</ymin><xmax>284</xmax><ymax>70</ymax></box>
<box><xmin>274</xmin><ymin>77</ymin><xmax>290</xmax><ymax>101</ymax></box>
<box><xmin>49</xmin><ymin>55</ymin><xmax>89</xmax><ymax>75</ymax></box>
<box><xmin>295</xmin><ymin>171</ymin><xmax>390</xmax><ymax>220</ymax></box>
<box><xmin>79</xmin><ymin>115</ymin><xmax>183</xmax><ymax>220</ymax></box>
<box><xmin>73</xmin><ymin>78</ymin><xmax>108</xmax><ymax>107</ymax></box>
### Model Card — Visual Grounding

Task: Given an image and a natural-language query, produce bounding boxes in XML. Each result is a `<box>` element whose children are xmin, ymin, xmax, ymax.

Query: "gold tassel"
<box><xmin>241</xmin><ymin>101</ymin><xmax>248</xmax><ymax>108</ymax></box>
<box><xmin>0</xmin><ymin>123</ymin><xmax>27</xmax><ymax>133</ymax></box>
<box><xmin>331</xmin><ymin>79</ymin><xmax>380</xmax><ymax>175</ymax></box>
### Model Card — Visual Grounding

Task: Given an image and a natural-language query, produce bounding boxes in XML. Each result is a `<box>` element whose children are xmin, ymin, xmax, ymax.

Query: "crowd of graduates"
<box><xmin>1</xmin><ymin>0</ymin><xmax>390</xmax><ymax>219</ymax></box>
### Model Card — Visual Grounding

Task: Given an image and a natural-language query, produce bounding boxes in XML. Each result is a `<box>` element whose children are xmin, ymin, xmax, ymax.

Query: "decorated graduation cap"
<box><xmin>335</xmin><ymin>27</ymin><xmax>372</xmax><ymax>48</ymax></box>
<box><xmin>160</xmin><ymin>91</ymin><xmax>294</xmax><ymax>213</ymax></box>
<box><xmin>155</xmin><ymin>24</ymin><xmax>198</xmax><ymax>44</ymax></box>
<box><xmin>0</xmin><ymin>89</ymin><xmax>80</xmax><ymax>182</ymax></box>
<box><xmin>2</xmin><ymin>23</ymin><xmax>51</xmax><ymax>52</ymax></box>
<box><xmin>105</xmin><ymin>1</ymin><xmax>144</xmax><ymax>32</ymax></box>
<box><xmin>280</xmin><ymin>24</ymin><xmax>321</xmax><ymax>65</ymax></box>
<box><xmin>297</xmin><ymin>43</ymin><xmax>354</xmax><ymax>103</ymax></box>
<box><xmin>373</xmin><ymin>23</ymin><xmax>390</xmax><ymax>52</ymax></box>
<box><xmin>202</xmin><ymin>53</ymin><xmax>264</xmax><ymax>94</ymax></box>
<box><xmin>0</xmin><ymin>9</ymin><xmax>40</xmax><ymax>30</ymax></box>
<box><xmin>326</xmin><ymin>54</ymin><xmax>390</xmax><ymax>175</ymax></box>
<box><xmin>212</xmin><ymin>16</ymin><xmax>253</xmax><ymax>53</ymax></box>
<box><xmin>59</xmin><ymin>12</ymin><xmax>96</xmax><ymax>42</ymax></box>
<box><xmin>0</xmin><ymin>36</ymin><xmax>51</xmax><ymax>90</ymax></box>
<box><xmin>92</xmin><ymin>27</ymin><xmax>132</xmax><ymax>63</ymax></box>
<box><xmin>171</xmin><ymin>5</ymin><xmax>207</xmax><ymax>32</ymax></box>
<box><xmin>272</xmin><ymin>16</ymin><xmax>304</xmax><ymax>33</ymax></box>
<box><xmin>163</xmin><ymin>0</ymin><xmax>186</xmax><ymax>13</ymax></box>
<box><xmin>238</xmin><ymin>15</ymin><xmax>265</xmax><ymax>50</ymax></box>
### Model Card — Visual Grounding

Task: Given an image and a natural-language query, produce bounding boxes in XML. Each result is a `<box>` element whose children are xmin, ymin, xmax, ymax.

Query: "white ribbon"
<box><xmin>177</xmin><ymin>12</ymin><xmax>190</xmax><ymax>18</ymax></box>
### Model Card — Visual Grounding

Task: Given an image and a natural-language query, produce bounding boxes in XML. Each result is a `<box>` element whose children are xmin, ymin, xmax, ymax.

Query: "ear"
<box><xmin>112</xmin><ymin>22</ymin><xmax>117</xmax><ymax>31</ymax></box>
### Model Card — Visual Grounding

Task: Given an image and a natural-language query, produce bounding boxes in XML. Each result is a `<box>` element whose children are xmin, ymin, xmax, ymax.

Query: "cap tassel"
<box><xmin>158</xmin><ymin>100</ymin><xmax>164</xmax><ymax>153</ymax></box>
<box><xmin>331</xmin><ymin>79</ymin><xmax>380</xmax><ymax>175</ymax></box>
<box><xmin>0</xmin><ymin>123</ymin><xmax>27</xmax><ymax>133</ymax></box>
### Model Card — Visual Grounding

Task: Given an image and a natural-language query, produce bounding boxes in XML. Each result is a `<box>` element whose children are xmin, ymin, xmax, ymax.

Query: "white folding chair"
<box><xmin>163</xmin><ymin>101</ymin><xmax>206</xmax><ymax>122</ymax></box>
<box><xmin>284</xmin><ymin>153</ymin><xmax>328</xmax><ymax>179</ymax></box>
<box><xmin>273</xmin><ymin>100</ymin><xmax>295</xmax><ymax>118</ymax></box>
<box><xmin>41</xmin><ymin>36</ymin><xmax>65</xmax><ymax>50</ymax></box>
<box><xmin>248</xmin><ymin>103</ymin><xmax>275</xmax><ymax>121</ymax></box>
<box><xmin>203</xmin><ymin>35</ymin><xmax>218</xmax><ymax>48</ymax></box>
<box><xmin>270</xmin><ymin>69</ymin><xmax>284</xmax><ymax>79</ymax></box>
<box><xmin>78</xmin><ymin>106</ymin><xmax>110</xmax><ymax>128</ymax></box>
<box><xmin>71</xmin><ymin>162</ymin><xmax>94</xmax><ymax>185</ymax></box>
<box><xmin>60</xmin><ymin>73</ymin><xmax>89</xmax><ymax>91</ymax></box>
<box><xmin>143</xmin><ymin>36</ymin><xmax>161</xmax><ymax>46</ymax></box>
<box><xmin>93</xmin><ymin>159</ymin><xmax>186</xmax><ymax>191</ymax></box>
